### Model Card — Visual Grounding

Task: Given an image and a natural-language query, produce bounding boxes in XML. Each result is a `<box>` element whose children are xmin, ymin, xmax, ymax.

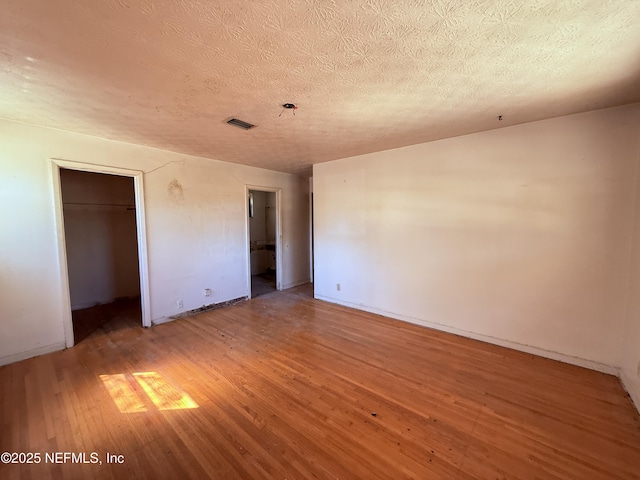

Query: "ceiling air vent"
<box><xmin>227</xmin><ymin>118</ymin><xmax>255</xmax><ymax>130</ymax></box>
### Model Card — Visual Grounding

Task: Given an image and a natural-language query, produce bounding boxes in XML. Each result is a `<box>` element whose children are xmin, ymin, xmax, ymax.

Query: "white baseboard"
<box><xmin>282</xmin><ymin>279</ymin><xmax>310</xmax><ymax>290</ymax></box>
<box><xmin>0</xmin><ymin>342</ymin><xmax>66</xmax><ymax>366</ymax></box>
<box><xmin>314</xmin><ymin>295</ymin><xmax>619</xmax><ymax>376</ymax></box>
<box><xmin>151</xmin><ymin>316</ymin><xmax>173</xmax><ymax>326</ymax></box>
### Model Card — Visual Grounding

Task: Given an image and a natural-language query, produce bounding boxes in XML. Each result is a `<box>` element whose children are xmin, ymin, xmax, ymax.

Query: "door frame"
<box><xmin>245</xmin><ymin>185</ymin><xmax>282</xmax><ymax>298</ymax></box>
<box><xmin>50</xmin><ymin>159</ymin><xmax>152</xmax><ymax>348</ymax></box>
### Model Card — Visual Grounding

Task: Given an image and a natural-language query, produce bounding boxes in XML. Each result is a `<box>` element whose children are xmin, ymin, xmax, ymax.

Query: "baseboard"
<box><xmin>620</xmin><ymin>369</ymin><xmax>640</xmax><ymax>414</ymax></box>
<box><xmin>151</xmin><ymin>316</ymin><xmax>173</xmax><ymax>326</ymax></box>
<box><xmin>71</xmin><ymin>295</ymin><xmax>140</xmax><ymax>311</ymax></box>
<box><xmin>314</xmin><ymin>295</ymin><xmax>618</xmax><ymax>376</ymax></box>
<box><xmin>71</xmin><ymin>301</ymin><xmax>99</xmax><ymax>311</ymax></box>
<box><xmin>0</xmin><ymin>342</ymin><xmax>66</xmax><ymax>366</ymax></box>
<box><xmin>282</xmin><ymin>279</ymin><xmax>310</xmax><ymax>290</ymax></box>
<box><xmin>161</xmin><ymin>296</ymin><xmax>248</xmax><ymax>324</ymax></box>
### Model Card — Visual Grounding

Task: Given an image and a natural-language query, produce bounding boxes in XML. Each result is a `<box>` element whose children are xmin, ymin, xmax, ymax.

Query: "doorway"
<box><xmin>247</xmin><ymin>187</ymin><xmax>281</xmax><ymax>298</ymax></box>
<box><xmin>51</xmin><ymin>160</ymin><xmax>151</xmax><ymax>348</ymax></box>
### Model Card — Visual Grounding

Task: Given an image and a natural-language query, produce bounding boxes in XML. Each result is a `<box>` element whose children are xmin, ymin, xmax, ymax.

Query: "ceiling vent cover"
<box><xmin>227</xmin><ymin>118</ymin><xmax>255</xmax><ymax>130</ymax></box>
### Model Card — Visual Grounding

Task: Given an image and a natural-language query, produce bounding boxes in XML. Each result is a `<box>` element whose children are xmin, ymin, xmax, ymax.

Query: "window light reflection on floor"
<box><xmin>100</xmin><ymin>372</ymin><xmax>198</xmax><ymax>413</ymax></box>
<box><xmin>133</xmin><ymin>372</ymin><xmax>199</xmax><ymax>411</ymax></box>
<box><xmin>99</xmin><ymin>374</ymin><xmax>148</xmax><ymax>413</ymax></box>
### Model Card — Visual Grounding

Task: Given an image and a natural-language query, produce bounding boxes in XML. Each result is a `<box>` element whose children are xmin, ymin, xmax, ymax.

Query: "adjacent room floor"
<box><xmin>251</xmin><ymin>269</ymin><xmax>276</xmax><ymax>297</ymax></box>
<box><xmin>1</xmin><ymin>284</ymin><xmax>639</xmax><ymax>480</ymax></box>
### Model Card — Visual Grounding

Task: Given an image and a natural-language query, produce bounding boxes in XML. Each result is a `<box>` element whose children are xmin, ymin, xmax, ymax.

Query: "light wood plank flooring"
<box><xmin>1</xmin><ymin>285</ymin><xmax>639</xmax><ymax>479</ymax></box>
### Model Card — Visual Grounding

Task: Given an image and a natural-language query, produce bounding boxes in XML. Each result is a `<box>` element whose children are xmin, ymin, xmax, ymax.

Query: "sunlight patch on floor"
<box><xmin>99</xmin><ymin>374</ymin><xmax>147</xmax><ymax>413</ymax></box>
<box><xmin>100</xmin><ymin>372</ymin><xmax>198</xmax><ymax>413</ymax></box>
<box><xmin>133</xmin><ymin>372</ymin><xmax>199</xmax><ymax>411</ymax></box>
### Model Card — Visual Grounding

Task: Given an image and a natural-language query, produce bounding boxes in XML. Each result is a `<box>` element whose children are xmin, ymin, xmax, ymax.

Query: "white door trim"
<box><xmin>50</xmin><ymin>159</ymin><xmax>152</xmax><ymax>348</ymax></box>
<box><xmin>245</xmin><ymin>185</ymin><xmax>283</xmax><ymax>298</ymax></box>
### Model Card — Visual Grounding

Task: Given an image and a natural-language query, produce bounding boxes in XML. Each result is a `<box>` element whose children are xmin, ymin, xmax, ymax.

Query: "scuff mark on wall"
<box><xmin>168</xmin><ymin>178</ymin><xmax>185</xmax><ymax>204</ymax></box>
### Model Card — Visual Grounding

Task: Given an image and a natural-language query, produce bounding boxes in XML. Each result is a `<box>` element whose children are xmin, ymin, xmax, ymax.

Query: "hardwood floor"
<box><xmin>1</xmin><ymin>284</ymin><xmax>639</xmax><ymax>479</ymax></box>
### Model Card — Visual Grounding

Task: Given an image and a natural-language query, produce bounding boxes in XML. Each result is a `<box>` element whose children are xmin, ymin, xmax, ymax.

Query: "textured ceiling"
<box><xmin>1</xmin><ymin>0</ymin><xmax>639</xmax><ymax>176</ymax></box>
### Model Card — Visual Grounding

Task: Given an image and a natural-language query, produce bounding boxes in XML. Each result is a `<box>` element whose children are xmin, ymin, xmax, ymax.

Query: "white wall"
<box><xmin>314</xmin><ymin>104</ymin><xmax>640</xmax><ymax>373</ymax></box>
<box><xmin>250</xmin><ymin>191</ymin><xmax>268</xmax><ymax>244</ymax></box>
<box><xmin>249</xmin><ymin>190</ymin><xmax>268</xmax><ymax>275</ymax></box>
<box><xmin>621</xmin><ymin>118</ymin><xmax>640</xmax><ymax>411</ymax></box>
<box><xmin>0</xmin><ymin>119</ymin><xmax>310</xmax><ymax>365</ymax></box>
<box><xmin>266</xmin><ymin>192</ymin><xmax>277</xmax><ymax>270</ymax></box>
<box><xmin>249</xmin><ymin>191</ymin><xmax>277</xmax><ymax>245</ymax></box>
<box><xmin>266</xmin><ymin>192</ymin><xmax>276</xmax><ymax>244</ymax></box>
<box><xmin>61</xmin><ymin>169</ymin><xmax>140</xmax><ymax>310</ymax></box>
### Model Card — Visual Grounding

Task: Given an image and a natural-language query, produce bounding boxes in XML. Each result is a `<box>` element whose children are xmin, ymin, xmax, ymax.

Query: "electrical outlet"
<box><xmin>204</xmin><ymin>288</ymin><xmax>212</xmax><ymax>297</ymax></box>
<box><xmin>336</xmin><ymin>283</ymin><xmax>341</xmax><ymax>291</ymax></box>
<box><xmin>176</xmin><ymin>299</ymin><xmax>183</xmax><ymax>309</ymax></box>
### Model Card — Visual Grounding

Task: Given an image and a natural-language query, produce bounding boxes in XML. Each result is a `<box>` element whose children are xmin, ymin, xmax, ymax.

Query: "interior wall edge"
<box><xmin>619</xmin><ymin>107</ymin><xmax>640</xmax><ymax>415</ymax></box>
<box><xmin>314</xmin><ymin>294</ymin><xmax>620</xmax><ymax>376</ymax></box>
<box><xmin>0</xmin><ymin>342</ymin><xmax>66</xmax><ymax>367</ymax></box>
<box><xmin>620</xmin><ymin>369</ymin><xmax>640</xmax><ymax>414</ymax></box>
